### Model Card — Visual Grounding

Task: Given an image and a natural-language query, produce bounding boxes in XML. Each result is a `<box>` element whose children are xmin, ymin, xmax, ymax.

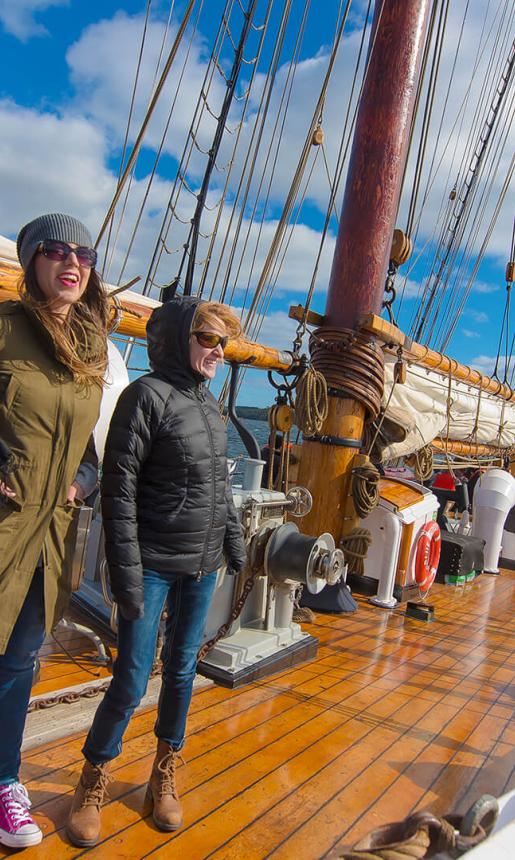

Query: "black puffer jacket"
<box><xmin>101</xmin><ymin>296</ymin><xmax>246</xmax><ymax>620</ymax></box>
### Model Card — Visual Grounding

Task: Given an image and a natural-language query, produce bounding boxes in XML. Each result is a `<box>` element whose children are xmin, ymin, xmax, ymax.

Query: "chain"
<box><xmin>28</xmin><ymin>661</ymin><xmax>162</xmax><ymax>712</ymax></box>
<box><xmin>197</xmin><ymin>566</ymin><xmax>262</xmax><ymax>661</ymax></box>
<box><xmin>292</xmin><ymin>318</ymin><xmax>307</xmax><ymax>356</ymax></box>
<box><xmin>382</xmin><ymin>261</ymin><xmax>398</xmax><ymax>326</ymax></box>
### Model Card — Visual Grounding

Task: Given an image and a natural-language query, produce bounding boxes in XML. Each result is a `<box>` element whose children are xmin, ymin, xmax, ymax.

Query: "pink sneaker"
<box><xmin>0</xmin><ymin>782</ymin><xmax>43</xmax><ymax>848</ymax></box>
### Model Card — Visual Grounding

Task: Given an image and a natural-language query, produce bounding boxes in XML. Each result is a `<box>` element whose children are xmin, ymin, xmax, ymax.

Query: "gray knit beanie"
<box><xmin>16</xmin><ymin>213</ymin><xmax>93</xmax><ymax>270</ymax></box>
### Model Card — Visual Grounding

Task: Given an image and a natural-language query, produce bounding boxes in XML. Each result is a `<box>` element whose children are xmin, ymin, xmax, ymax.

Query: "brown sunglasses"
<box><xmin>192</xmin><ymin>331</ymin><xmax>228</xmax><ymax>349</ymax></box>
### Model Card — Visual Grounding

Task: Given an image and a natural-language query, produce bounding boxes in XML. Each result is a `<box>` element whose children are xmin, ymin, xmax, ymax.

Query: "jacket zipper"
<box><xmin>196</xmin><ymin>387</ymin><xmax>216</xmax><ymax>579</ymax></box>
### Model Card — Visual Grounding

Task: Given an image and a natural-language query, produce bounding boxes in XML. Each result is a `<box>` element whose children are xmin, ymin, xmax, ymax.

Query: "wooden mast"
<box><xmin>296</xmin><ymin>0</ymin><xmax>432</xmax><ymax>540</ymax></box>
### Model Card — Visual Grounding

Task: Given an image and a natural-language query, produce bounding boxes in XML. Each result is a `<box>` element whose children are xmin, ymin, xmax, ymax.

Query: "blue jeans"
<box><xmin>83</xmin><ymin>569</ymin><xmax>217</xmax><ymax>763</ymax></box>
<box><xmin>0</xmin><ymin>567</ymin><xmax>46</xmax><ymax>784</ymax></box>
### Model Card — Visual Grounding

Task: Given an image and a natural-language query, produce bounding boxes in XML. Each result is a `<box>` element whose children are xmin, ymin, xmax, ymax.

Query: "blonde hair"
<box><xmin>18</xmin><ymin>261</ymin><xmax>109</xmax><ymax>386</ymax></box>
<box><xmin>192</xmin><ymin>301</ymin><xmax>242</xmax><ymax>339</ymax></box>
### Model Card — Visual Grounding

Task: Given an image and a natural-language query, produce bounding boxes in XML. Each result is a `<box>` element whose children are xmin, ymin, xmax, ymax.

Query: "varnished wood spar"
<box><xmin>360</xmin><ymin>313</ymin><xmax>515</xmax><ymax>403</ymax></box>
<box><xmin>0</xmin><ymin>261</ymin><xmax>294</xmax><ymax>372</ymax></box>
<box><xmin>296</xmin><ymin>398</ymin><xmax>365</xmax><ymax>538</ymax></box>
<box><xmin>2</xmin><ymin>254</ymin><xmax>512</xmax><ymax>395</ymax></box>
<box><xmin>432</xmin><ymin>439</ymin><xmax>507</xmax><ymax>457</ymax></box>
<box><xmin>296</xmin><ymin>0</ymin><xmax>431</xmax><ymax>543</ymax></box>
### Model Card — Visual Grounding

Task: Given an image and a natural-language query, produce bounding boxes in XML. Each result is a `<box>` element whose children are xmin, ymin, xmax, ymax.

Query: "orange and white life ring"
<box><xmin>414</xmin><ymin>521</ymin><xmax>441</xmax><ymax>591</ymax></box>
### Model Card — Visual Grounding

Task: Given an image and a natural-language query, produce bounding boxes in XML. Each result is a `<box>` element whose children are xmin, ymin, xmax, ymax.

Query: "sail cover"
<box><xmin>379</xmin><ymin>352</ymin><xmax>515</xmax><ymax>461</ymax></box>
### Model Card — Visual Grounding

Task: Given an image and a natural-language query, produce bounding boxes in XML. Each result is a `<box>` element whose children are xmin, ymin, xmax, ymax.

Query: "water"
<box><xmin>227</xmin><ymin>418</ymin><xmax>269</xmax><ymax>460</ymax></box>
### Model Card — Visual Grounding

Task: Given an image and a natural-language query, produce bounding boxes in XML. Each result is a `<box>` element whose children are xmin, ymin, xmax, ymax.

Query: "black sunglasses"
<box><xmin>192</xmin><ymin>331</ymin><xmax>228</xmax><ymax>349</ymax></box>
<box><xmin>37</xmin><ymin>239</ymin><xmax>97</xmax><ymax>269</ymax></box>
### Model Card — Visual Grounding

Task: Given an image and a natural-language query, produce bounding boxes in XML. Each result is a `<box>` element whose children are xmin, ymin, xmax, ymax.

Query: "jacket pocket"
<box><xmin>0</xmin><ymin>373</ymin><xmax>20</xmax><ymax>414</ymax></box>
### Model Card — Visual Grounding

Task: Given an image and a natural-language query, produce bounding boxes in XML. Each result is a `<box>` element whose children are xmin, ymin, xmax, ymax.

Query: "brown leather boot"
<box><xmin>145</xmin><ymin>740</ymin><xmax>184</xmax><ymax>831</ymax></box>
<box><xmin>66</xmin><ymin>760</ymin><xmax>111</xmax><ymax>847</ymax></box>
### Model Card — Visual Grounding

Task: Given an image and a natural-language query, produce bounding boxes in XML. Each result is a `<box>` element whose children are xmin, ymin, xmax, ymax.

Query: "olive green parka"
<box><xmin>0</xmin><ymin>301</ymin><xmax>102</xmax><ymax>654</ymax></box>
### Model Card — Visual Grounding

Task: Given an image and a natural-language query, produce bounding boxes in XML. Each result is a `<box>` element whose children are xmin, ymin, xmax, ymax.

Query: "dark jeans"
<box><xmin>0</xmin><ymin>568</ymin><xmax>46</xmax><ymax>784</ymax></box>
<box><xmin>83</xmin><ymin>568</ymin><xmax>217</xmax><ymax>763</ymax></box>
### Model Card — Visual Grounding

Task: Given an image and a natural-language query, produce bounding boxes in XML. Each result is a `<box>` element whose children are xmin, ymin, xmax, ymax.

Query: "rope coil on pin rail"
<box><xmin>406</xmin><ymin>445</ymin><xmax>434</xmax><ymax>482</ymax></box>
<box><xmin>351</xmin><ymin>461</ymin><xmax>380</xmax><ymax>519</ymax></box>
<box><xmin>309</xmin><ymin>328</ymin><xmax>384</xmax><ymax>422</ymax></box>
<box><xmin>294</xmin><ymin>367</ymin><xmax>329</xmax><ymax>437</ymax></box>
<box><xmin>339</xmin><ymin>528</ymin><xmax>372</xmax><ymax>576</ymax></box>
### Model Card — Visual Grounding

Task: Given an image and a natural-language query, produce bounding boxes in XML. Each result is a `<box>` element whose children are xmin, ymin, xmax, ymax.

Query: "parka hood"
<box><xmin>146</xmin><ymin>296</ymin><xmax>203</xmax><ymax>385</ymax></box>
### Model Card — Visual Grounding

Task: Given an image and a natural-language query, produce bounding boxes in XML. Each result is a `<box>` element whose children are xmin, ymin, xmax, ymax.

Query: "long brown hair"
<box><xmin>18</xmin><ymin>260</ymin><xmax>109</xmax><ymax>386</ymax></box>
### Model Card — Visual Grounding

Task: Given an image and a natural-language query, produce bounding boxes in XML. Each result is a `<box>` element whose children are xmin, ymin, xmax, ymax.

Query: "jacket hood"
<box><xmin>146</xmin><ymin>296</ymin><xmax>203</xmax><ymax>385</ymax></box>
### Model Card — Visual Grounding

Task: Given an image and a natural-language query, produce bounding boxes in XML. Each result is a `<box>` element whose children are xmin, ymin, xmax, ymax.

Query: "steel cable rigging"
<box><xmin>406</xmin><ymin>0</ymin><xmax>512</xmax><ymax>331</ymax></box>
<box><xmin>411</xmin><ymin>35</ymin><xmax>515</xmax><ymax>345</ymax></box>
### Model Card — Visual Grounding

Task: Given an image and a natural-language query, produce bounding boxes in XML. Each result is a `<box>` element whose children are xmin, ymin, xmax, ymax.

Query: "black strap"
<box><xmin>304</xmin><ymin>434</ymin><xmax>363</xmax><ymax>448</ymax></box>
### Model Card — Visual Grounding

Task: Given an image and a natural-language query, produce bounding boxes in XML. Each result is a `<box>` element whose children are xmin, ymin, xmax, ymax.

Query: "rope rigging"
<box><xmin>179</xmin><ymin>0</ymin><xmax>259</xmax><ymax>298</ymax></box>
<box><xmin>218</xmin><ymin>0</ymin><xmax>309</xmax><ymax>308</ymax></box>
<box><xmin>406</xmin><ymin>0</ymin><xmax>514</xmax><ymax>338</ymax></box>
<box><xmin>101</xmin><ymin>0</ymin><xmax>153</xmax><ymax>279</ymax></box>
<box><xmin>411</xmin><ymin>32</ymin><xmax>515</xmax><ymax>345</ymax></box>
<box><xmin>95</xmin><ymin>0</ymin><xmax>196</xmax><ymax>251</ymax></box>
<box><xmin>200</xmin><ymin>0</ymin><xmax>294</xmax><ymax>304</ymax></box>
<box><xmin>142</xmin><ymin>0</ymin><xmax>245</xmax><ymax>297</ymax></box>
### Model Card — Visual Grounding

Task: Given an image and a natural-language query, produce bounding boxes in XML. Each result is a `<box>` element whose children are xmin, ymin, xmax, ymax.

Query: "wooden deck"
<box><xmin>32</xmin><ymin>612</ymin><xmax>115</xmax><ymax>699</ymax></box>
<box><xmin>5</xmin><ymin>571</ymin><xmax>514</xmax><ymax>859</ymax></box>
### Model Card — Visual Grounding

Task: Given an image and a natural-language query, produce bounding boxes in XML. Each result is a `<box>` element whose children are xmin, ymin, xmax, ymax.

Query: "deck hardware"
<box><xmin>405</xmin><ymin>601</ymin><xmax>434</xmax><ymax>622</ymax></box>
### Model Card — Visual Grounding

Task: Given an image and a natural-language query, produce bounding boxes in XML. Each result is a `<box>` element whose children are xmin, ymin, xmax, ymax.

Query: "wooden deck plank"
<box><xmin>263</xmin><ymin>655</ymin><xmax>503</xmax><ymax>859</ymax></box>
<box><xmin>1</xmin><ymin>571</ymin><xmax>512</xmax><ymax>860</ymax></box>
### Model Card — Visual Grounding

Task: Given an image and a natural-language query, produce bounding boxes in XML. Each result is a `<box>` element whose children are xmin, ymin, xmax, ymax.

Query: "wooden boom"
<box><xmin>0</xmin><ymin>258</ymin><xmax>293</xmax><ymax>373</ymax></box>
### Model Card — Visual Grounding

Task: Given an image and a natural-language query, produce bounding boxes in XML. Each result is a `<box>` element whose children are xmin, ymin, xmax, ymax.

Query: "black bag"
<box><xmin>436</xmin><ymin>531</ymin><xmax>485</xmax><ymax>582</ymax></box>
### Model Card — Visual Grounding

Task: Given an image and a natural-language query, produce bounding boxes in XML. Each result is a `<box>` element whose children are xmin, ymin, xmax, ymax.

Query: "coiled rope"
<box><xmin>309</xmin><ymin>328</ymin><xmax>384</xmax><ymax>421</ymax></box>
<box><xmin>337</xmin><ymin>800</ymin><xmax>497</xmax><ymax>859</ymax></box>
<box><xmin>351</xmin><ymin>462</ymin><xmax>380</xmax><ymax>519</ymax></box>
<box><xmin>340</xmin><ymin>528</ymin><xmax>372</xmax><ymax>576</ymax></box>
<box><xmin>406</xmin><ymin>445</ymin><xmax>434</xmax><ymax>482</ymax></box>
<box><xmin>294</xmin><ymin>367</ymin><xmax>329</xmax><ymax>436</ymax></box>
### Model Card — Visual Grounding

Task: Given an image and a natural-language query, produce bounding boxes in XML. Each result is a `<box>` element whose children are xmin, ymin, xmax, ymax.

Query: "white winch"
<box><xmin>199</xmin><ymin>462</ymin><xmax>345</xmax><ymax>687</ymax></box>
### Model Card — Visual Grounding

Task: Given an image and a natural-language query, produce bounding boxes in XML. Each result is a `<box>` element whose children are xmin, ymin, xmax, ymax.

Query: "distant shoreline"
<box><xmin>224</xmin><ymin>405</ymin><xmax>268</xmax><ymax>422</ymax></box>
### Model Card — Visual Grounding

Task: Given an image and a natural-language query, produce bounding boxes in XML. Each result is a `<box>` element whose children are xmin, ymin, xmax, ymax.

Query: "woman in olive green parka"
<box><xmin>0</xmin><ymin>214</ymin><xmax>109</xmax><ymax>851</ymax></box>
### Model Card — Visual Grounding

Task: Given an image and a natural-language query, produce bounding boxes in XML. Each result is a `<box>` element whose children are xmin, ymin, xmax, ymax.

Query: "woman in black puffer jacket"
<box><xmin>67</xmin><ymin>297</ymin><xmax>246</xmax><ymax>847</ymax></box>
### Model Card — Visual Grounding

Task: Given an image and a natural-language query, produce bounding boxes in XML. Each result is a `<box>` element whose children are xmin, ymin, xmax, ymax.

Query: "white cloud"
<box><xmin>469</xmin><ymin>310</ymin><xmax>488</xmax><ymax>324</ymax></box>
<box><xmin>1</xmin><ymin>0</ymin><xmax>511</xmax><ymax>324</ymax></box>
<box><xmin>0</xmin><ymin>0</ymin><xmax>68</xmax><ymax>41</ymax></box>
<box><xmin>66</xmin><ymin>12</ymin><xmax>223</xmax><ymax>165</ymax></box>
<box><xmin>0</xmin><ymin>99</ymin><xmax>114</xmax><ymax>237</ymax></box>
<box><xmin>470</xmin><ymin>355</ymin><xmax>508</xmax><ymax>377</ymax></box>
<box><xmin>395</xmin><ymin>276</ymin><xmax>424</xmax><ymax>301</ymax></box>
<box><xmin>462</xmin><ymin>329</ymin><xmax>479</xmax><ymax>338</ymax></box>
<box><xmin>249</xmin><ymin>309</ymin><xmax>303</xmax><ymax>353</ymax></box>
<box><xmin>472</xmin><ymin>280</ymin><xmax>500</xmax><ymax>294</ymax></box>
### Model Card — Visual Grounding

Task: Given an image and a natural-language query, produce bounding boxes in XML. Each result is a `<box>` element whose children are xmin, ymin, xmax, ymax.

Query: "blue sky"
<box><xmin>0</xmin><ymin>1</ymin><xmax>512</xmax><ymax>406</ymax></box>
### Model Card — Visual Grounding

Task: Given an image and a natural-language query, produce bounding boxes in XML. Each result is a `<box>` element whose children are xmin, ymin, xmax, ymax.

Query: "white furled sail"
<box><xmin>381</xmin><ymin>352</ymin><xmax>515</xmax><ymax>461</ymax></box>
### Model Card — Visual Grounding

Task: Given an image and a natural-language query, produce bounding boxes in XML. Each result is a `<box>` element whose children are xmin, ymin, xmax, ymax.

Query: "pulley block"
<box><xmin>394</xmin><ymin>359</ymin><xmax>407</xmax><ymax>384</ymax></box>
<box><xmin>268</xmin><ymin>403</ymin><xmax>295</xmax><ymax>432</ymax></box>
<box><xmin>390</xmin><ymin>228</ymin><xmax>412</xmax><ymax>266</ymax></box>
